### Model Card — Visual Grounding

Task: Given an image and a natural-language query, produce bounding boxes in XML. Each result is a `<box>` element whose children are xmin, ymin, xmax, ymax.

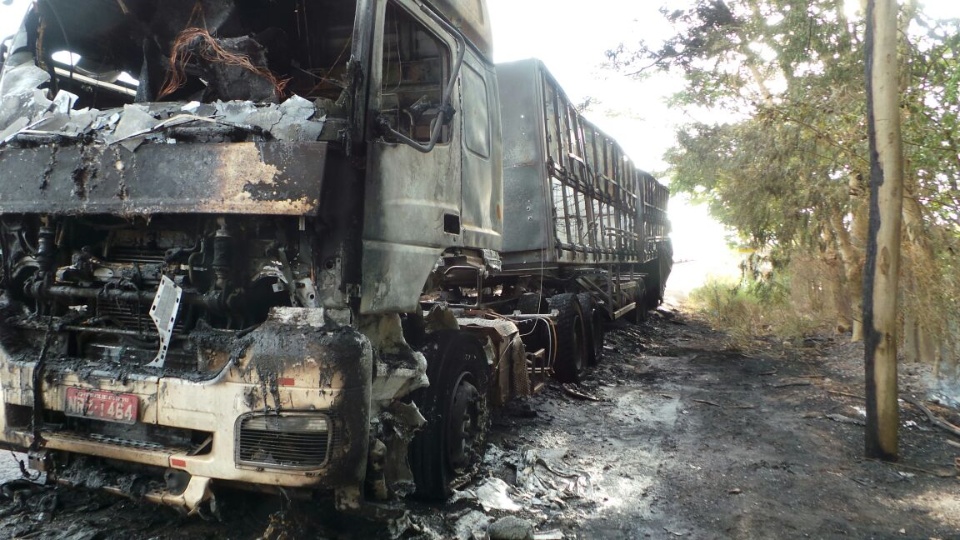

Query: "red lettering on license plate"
<box><xmin>64</xmin><ymin>387</ymin><xmax>139</xmax><ymax>425</ymax></box>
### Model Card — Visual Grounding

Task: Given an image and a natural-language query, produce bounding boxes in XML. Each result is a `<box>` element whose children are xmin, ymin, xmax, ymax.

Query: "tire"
<box><xmin>577</xmin><ymin>292</ymin><xmax>605</xmax><ymax>365</ymax></box>
<box><xmin>625</xmin><ymin>278</ymin><xmax>648</xmax><ymax>324</ymax></box>
<box><xmin>549</xmin><ymin>293</ymin><xmax>588</xmax><ymax>383</ymax></box>
<box><xmin>409</xmin><ymin>331</ymin><xmax>491</xmax><ymax>500</ymax></box>
<box><xmin>647</xmin><ymin>243</ymin><xmax>673</xmax><ymax>310</ymax></box>
<box><xmin>644</xmin><ymin>274</ymin><xmax>662</xmax><ymax>312</ymax></box>
<box><xmin>517</xmin><ymin>292</ymin><xmax>546</xmax><ymax>314</ymax></box>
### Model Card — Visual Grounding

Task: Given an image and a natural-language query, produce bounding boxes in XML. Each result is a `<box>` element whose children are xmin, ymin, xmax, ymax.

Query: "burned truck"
<box><xmin>0</xmin><ymin>0</ymin><xmax>670</xmax><ymax>516</ymax></box>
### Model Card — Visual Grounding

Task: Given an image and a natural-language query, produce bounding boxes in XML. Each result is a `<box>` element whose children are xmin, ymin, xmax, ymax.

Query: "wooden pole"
<box><xmin>863</xmin><ymin>0</ymin><xmax>903</xmax><ymax>461</ymax></box>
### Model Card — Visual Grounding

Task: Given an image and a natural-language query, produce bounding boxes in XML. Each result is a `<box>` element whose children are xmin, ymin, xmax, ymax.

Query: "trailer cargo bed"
<box><xmin>497</xmin><ymin>59</ymin><xmax>670</xmax><ymax>272</ymax></box>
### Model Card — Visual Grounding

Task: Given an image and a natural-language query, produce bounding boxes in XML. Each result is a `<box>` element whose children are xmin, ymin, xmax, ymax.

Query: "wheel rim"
<box><xmin>446</xmin><ymin>374</ymin><xmax>483</xmax><ymax>470</ymax></box>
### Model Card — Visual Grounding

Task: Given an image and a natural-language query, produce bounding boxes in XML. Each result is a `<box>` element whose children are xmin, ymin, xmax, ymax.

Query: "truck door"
<box><xmin>361</xmin><ymin>0</ymin><xmax>463</xmax><ymax>314</ymax></box>
<box><xmin>458</xmin><ymin>53</ymin><xmax>502</xmax><ymax>252</ymax></box>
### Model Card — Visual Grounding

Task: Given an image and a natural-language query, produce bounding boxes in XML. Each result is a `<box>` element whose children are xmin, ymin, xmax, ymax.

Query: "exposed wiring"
<box><xmin>159</xmin><ymin>27</ymin><xmax>289</xmax><ymax>99</ymax></box>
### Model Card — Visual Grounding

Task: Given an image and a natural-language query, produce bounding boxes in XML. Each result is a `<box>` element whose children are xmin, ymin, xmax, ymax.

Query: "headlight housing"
<box><xmin>235</xmin><ymin>412</ymin><xmax>332</xmax><ymax>470</ymax></box>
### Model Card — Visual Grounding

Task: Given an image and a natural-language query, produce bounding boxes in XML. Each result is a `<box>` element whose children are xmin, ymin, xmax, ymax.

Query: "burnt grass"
<box><xmin>1</xmin><ymin>311</ymin><xmax>959</xmax><ymax>539</ymax></box>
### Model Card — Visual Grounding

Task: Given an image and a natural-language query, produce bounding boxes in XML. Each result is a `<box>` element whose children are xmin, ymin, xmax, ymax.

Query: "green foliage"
<box><xmin>639</xmin><ymin>0</ymin><xmax>867</xmax><ymax>258</ymax></box>
<box><xmin>666</xmin><ymin>117</ymin><xmax>854</xmax><ymax>262</ymax></box>
<box><xmin>632</xmin><ymin>0</ymin><xmax>960</xmax><ymax>254</ymax></box>
<box><xmin>901</xmin><ymin>15</ymin><xmax>960</xmax><ymax>228</ymax></box>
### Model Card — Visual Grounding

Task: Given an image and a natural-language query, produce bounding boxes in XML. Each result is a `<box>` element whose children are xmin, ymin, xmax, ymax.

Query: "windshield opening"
<box><xmin>27</xmin><ymin>0</ymin><xmax>357</xmax><ymax>108</ymax></box>
<box><xmin>0</xmin><ymin>1</ymin><xmax>360</xmax><ymax>147</ymax></box>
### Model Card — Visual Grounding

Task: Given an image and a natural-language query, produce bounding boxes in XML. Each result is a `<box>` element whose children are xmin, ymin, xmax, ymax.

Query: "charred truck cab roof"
<box><xmin>0</xmin><ymin>0</ymin><xmax>503</xmax><ymax>515</ymax></box>
<box><xmin>430</xmin><ymin>0</ymin><xmax>494</xmax><ymax>59</ymax></box>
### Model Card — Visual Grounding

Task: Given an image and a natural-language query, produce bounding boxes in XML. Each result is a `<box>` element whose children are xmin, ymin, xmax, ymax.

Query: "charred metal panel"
<box><xmin>428</xmin><ymin>0</ymin><xmax>494</xmax><ymax>59</ymax></box>
<box><xmin>457</xmin><ymin>317</ymin><xmax>531</xmax><ymax>406</ymax></box>
<box><xmin>363</xmin><ymin>143</ymin><xmax>461</xmax><ymax>247</ymax></box>
<box><xmin>496</xmin><ymin>60</ymin><xmax>553</xmax><ymax>268</ymax></box>
<box><xmin>459</xmin><ymin>51</ymin><xmax>503</xmax><ymax>252</ymax></box>
<box><xmin>0</xmin><ymin>142</ymin><xmax>327</xmax><ymax>216</ymax></box>
<box><xmin>501</xmin><ymin>166</ymin><xmax>553</xmax><ymax>270</ymax></box>
<box><xmin>360</xmin><ymin>241</ymin><xmax>442</xmax><ymax>314</ymax></box>
<box><xmin>0</xmin><ymin>308</ymin><xmax>374</xmax><ymax>495</ymax></box>
<box><xmin>226</xmin><ymin>309</ymin><xmax>372</xmax><ymax>484</ymax></box>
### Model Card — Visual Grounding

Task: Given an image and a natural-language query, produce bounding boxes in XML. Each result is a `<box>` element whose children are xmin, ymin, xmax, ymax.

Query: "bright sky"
<box><xmin>488</xmin><ymin>0</ymin><xmax>682</xmax><ymax>170</ymax></box>
<box><xmin>2</xmin><ymin>0</ymin><xmax>958</xmax><ymax>282</ymax></box>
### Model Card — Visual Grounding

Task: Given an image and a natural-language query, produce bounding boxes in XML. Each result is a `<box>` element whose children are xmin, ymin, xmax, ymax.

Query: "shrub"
<box><xmin>689</xmin><ymin>267</ymin><xmax>828</xmax><ymax>349</ymax></box>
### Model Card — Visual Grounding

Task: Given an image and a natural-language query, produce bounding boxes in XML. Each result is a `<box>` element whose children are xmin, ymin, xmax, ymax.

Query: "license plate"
<box><xmin>64</xmin><ymin>387</ymin><xmax>139</xmax><ymax>425</ymax></box>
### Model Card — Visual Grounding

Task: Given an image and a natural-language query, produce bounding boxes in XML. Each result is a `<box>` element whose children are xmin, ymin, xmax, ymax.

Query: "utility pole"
<box><xmin>863</xmin><ymin>0</ymin><xmax>903</xmax><ymax>461</ymax></box>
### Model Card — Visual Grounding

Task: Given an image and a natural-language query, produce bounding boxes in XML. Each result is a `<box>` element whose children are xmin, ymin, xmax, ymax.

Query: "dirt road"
<box><xmin>1</xmin><ymin>311</ymin><xmax>958</xmax><ymax>539</ymax></box>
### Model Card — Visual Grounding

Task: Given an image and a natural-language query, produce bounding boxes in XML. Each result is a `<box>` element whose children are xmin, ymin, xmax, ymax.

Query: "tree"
<box><xmin>863</xmin><ymin>0</ymin><xmax>902</xmax><ymax>461</ymax></box>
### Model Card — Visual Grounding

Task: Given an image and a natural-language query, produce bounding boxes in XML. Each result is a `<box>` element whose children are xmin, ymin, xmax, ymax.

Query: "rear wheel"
<box><xmin>410</xmin><ymin>331</ymin><xmax>490</xmax><ymax>500</ymax></box>
<box><xmin>549</xmin><ymin>293</ymin><xmax>588</xmax><ymax>383</ymax></box>
<box><xmin>643</xmin><ymin>274</ymin><xmax>661</xmax><ymax>311</ymax></box>
<box><xmin>577</xmin><ymin>293</ymin><xmax>605</xmax><ymax>365</ymax></box>
<box><xmin>625</xmin><ymin>279</ymin><xmax>648</xmax><ymax>324</ymax></box>
<box><xmin>517</xmin><ymin>292</ymin><xmax>547</xmax><ymax>314</ymax></box>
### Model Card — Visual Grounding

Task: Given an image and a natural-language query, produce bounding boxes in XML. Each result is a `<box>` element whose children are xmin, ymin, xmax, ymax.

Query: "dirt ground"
<box><xmin>1</xmin><ymin>308</ymin><xmax>959</xmax><ymax>539</ymax></box>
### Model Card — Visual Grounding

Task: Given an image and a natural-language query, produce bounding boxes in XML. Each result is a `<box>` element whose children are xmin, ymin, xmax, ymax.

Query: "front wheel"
<box><xmin>409</xmin><ymin>331</ymin><xmax>490</xmax><ymax>500</ymax></box>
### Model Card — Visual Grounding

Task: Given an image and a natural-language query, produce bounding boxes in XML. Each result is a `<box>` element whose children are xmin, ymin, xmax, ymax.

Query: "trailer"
<box><xmin>0</xmin><ymin>0</ymin><xmax>669</xmax><ymax>516</ymax></box>
<box><xmin>493</xmin><ymin>59</ymin><xmax>672</xmax><ymax>382</ymax></box>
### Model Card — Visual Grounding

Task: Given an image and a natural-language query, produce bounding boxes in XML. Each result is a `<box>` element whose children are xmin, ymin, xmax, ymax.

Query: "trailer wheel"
<box><xmin>646</xmin><ymin>243</ymin><xmax>673</xmax><ymax>311</ymax></box>
<box><xmin>577</xmin><ymin>293</ymin><xmax>605</xmax><ymax>365</ymax></box>
<box><xmin>517</xmin><ymin>292</ymin><xmax>546</xmax><ymax>314</ymax></box>
<box><xmin>626</xmin><ymin>279</ymin><xmax>648</xmax><ymax>324</ymax></box>
<box><xmin>643</xmin><ymin>275</ymin><xmax>662</xmax><ymax>311</ymax></box>
<box><xmin>409</xmin><ymin>331</ymin><xmax>490</xmax><ymax>500</ymax></box>
<box><xmin>549</xmin><ymin>293</ymin><xmax>588</xmax><ymax>383</ymax></box>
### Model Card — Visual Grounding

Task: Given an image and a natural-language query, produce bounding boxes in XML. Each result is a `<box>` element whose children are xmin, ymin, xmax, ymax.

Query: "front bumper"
<box><xmin>0</xmin><ymin>308</ymin><xmax>373</xmax><ymax>512</ymax></box>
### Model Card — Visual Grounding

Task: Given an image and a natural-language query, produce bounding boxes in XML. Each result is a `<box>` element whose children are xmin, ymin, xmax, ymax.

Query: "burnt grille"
<box><xmin>93</xmin><ymin>244</ymin><xmax>183</xmax><ymax>334</ymax></box>
<box><xmin>94</xmin><ymin>295</ymin><xmax>187</xmax><ymax>334</ymax></box>
<box><xmin>96</xmin><ymin>299</ymin><xmax>153</xmax><ymax>332</ymax></box>
<box><xmin>236</xmin><ymin>413</ymin><xmax>332</xmax><ymax>470</ymax></box>
<box><xmin>107</xmin><ymin>246</ymin><xmax>167</xmax><ymax>264</ymax></box>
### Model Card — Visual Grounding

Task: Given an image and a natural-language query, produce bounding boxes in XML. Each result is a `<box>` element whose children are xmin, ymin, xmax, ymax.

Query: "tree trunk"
<box><xmin>864</xmin><ymin>0</ymin><xmax>903</xmax><ymax>462</ymax></box>
<box><xmin>830</xmin><ymin>210</ymin><xmax>863</xmax><ymax>341</ymax></box>
<box><xmin>827</xmin><ymin>242</ymin><xmax>853</xmax><ymax>334</ymax></box>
